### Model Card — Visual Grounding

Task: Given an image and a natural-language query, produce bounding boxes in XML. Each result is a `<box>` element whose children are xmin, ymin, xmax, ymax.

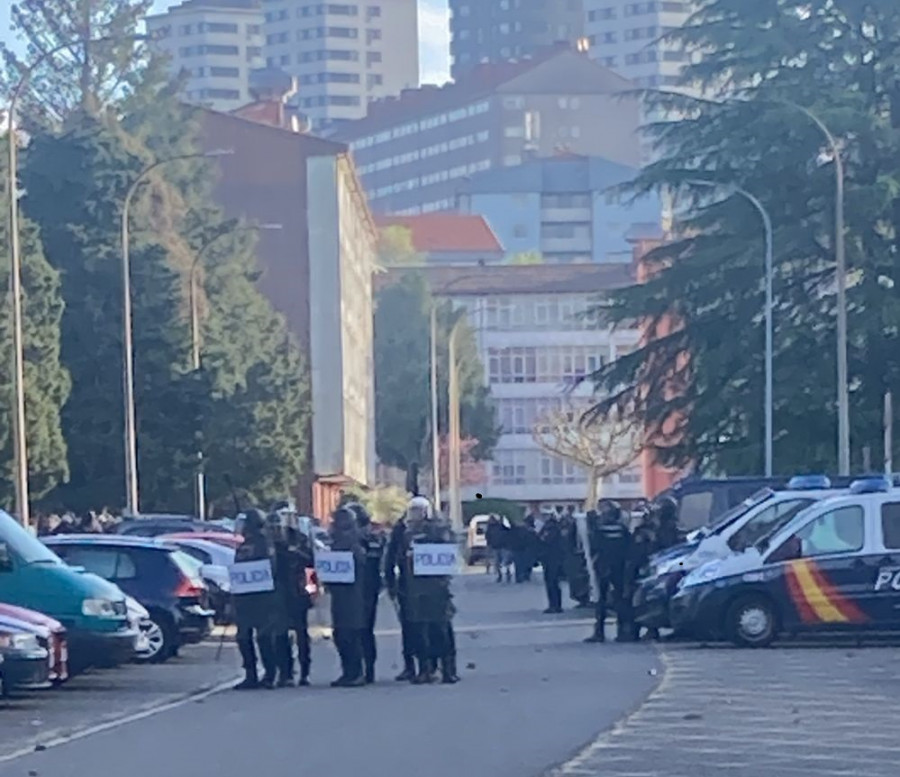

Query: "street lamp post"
<box><xmin>447</xmin><ymin>318</ymin><xmax>464</xmax><ymax>534</ymax></box>
<box><xmin>429</xmin><ymin>306</ymin><xmax>441</xmax><ymax>508</ymax></box>
<box><xmin>688</xmin><ymin>180</ymin><xmax>774</xmax><ymax>476</ymax></box>
<box><xmin>188</xmin><ymin>222</ymin><xmax>280</xmax><ymax>519</ymax></box>
<box><xmin>120</xmin><ymin>149</ymin><xmax>231</xmax><ymax>516</ymax></box>
<box><xmin>774</xmin><ymin>101</ymin><xmax>849</xmax><ymax>475</ymax></box>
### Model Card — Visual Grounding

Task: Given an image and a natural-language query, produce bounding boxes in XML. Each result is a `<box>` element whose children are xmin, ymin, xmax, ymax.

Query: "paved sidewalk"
<box><xmin>551</xmin><ymin>641</ymin><xmax>900</xmax><ymax>777</ymax></box>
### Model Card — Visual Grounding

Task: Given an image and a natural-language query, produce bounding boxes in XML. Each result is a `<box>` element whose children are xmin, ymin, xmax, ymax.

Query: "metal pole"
<box><xmin>7</xmin><ymin>94</ymin><xmax>29</xmax><ymax>527</ymax></box>
<box><xmin>885</xmin><ymin>391</ymin><xmax>893</xmax><ymax>476</ymax></box>
<box><xmin>774</xmin><ymin>101</ymin><xmax>849</xmax><ymax>474</ymax></box>
<box><xmin>430</xmin><ymin>305</ymin><xmax>441</xmax><ymax>510</ymax></box>
<box><xmin>687</xmin><ymin>180</ymin><xmax>774</xmax><ymax>475</ymax></box>
<box><xmin>121</xmin><ymin>181</ymin><xmax>140</xmax><ymax>516</ymax></box>
<box><xmin>448</xmin><ymin>320</ymin><xmax>463</xmax><ymax>534</ymax></box>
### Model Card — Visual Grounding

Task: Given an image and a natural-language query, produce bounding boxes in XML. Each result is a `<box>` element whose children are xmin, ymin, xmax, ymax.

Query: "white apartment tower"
<box><xmin>261</xmin><ymin>0</ymin><xmax>420</xmax><ymax>127</ymax></box>
<box><xmin>584</xmin><ymin>0</ymin><xmax>695</xmax><ymax>88</ymax></box>
<box><xmin>146</xmin><ymin>0</ymin><xmax>265</xmax><ymax>112</ymax></box>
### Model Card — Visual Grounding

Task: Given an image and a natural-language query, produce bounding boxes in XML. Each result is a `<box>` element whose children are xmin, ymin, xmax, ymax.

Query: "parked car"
<box><xmin>115</xmin><ymin>515</ymin><xmax>232</xmax><ymax>538</ymax></box>
<box><xmin>161</xmin><ymin>536</ymin><xmax>234</xmax><ymax>623</ymax></box>
<box><xmin>0</xmin><ymin>603</ymin><xmax>68</xmax><ymax>685</ymax></box>
<box><xmin>466</xmin><ymin>515</ymin><xmax>490</xmax><ymax>565</ymax></box>
<box><xmin>0</xmin><ymin>511</ymin><xmax>136</xmax><ymax>674</ymax></box>
<box><xmin>0</xmin><ymin>619</ymin><xmax>51</xmax><ymax>696</ymax></box>
<box><xmin>44</xmin><ymin>535</ymin><xmax>214</xmax><ymax>664</ymax></box>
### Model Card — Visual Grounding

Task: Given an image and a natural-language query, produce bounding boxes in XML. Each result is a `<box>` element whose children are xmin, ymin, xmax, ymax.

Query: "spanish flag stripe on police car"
<box><xmin>785</xmin><ymin>559</ymin><xmax>866</xmax><ymax>625</ymax></box>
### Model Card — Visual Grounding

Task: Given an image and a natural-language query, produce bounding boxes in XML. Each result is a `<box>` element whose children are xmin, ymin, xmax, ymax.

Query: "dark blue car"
<box><xmin>43</xmin><ymin>536</ymin><xmax>214</xmax><ymax>663</ymax></box>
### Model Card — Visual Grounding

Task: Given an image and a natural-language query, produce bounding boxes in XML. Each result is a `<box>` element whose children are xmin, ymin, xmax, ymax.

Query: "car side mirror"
<box><xmin>0</xmin><ymin>542</ymin><xmax>13</xmax><ymax>572</ymax></box>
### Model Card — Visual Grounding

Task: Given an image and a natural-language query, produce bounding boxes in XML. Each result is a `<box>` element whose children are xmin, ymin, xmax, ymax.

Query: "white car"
<box><xmin>127</xmin><ymin>596</ymin><xmax>153</xmax><ymax>660</ymax></box>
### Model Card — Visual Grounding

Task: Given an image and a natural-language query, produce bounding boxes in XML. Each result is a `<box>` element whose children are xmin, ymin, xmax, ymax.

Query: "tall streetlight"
<box><xmin>688</xmin><ymin>180</ymin><xmax>774</xmax><ymax>476</ymax></box>
<box><xmin>121</xmin><ymin>149</ymin><xmax>231</xmax><ymax>516</ymax></box>
<box><xmin>189</xmin><ymin>222</ymin><xmax>281</xmax><ymax>518</ymax></box>
<box><xmin>773</xmin><ymin>100</ymin><xmax>849</xmax><ymax>475</ymax></box>
<box><xmin>6</xmin><ymin>34</ymin><xmax>145</xmax><ymax>526</ymax></box>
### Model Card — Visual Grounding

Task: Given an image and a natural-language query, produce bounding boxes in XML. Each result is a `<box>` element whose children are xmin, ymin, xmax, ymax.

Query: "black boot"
<box><xmin>412</xmin><ymin>659</ymin><xmax>436</xmax><ymax>684</ymax></box>
<box><xmin>234</xmin><ymin>670</ymin><xmax>259</xmax><ymax>690</ymax></box>
<box><xmin>441</xmin><ymin>656</ymin><xmax>459</xmax><ymax>684</ymax></box>
<box><xmin>395</xmin><ymin>658</ymin><xmax>416</xmax><ymax>682</ymax></box>
<box><xmin>365</xmin><ymin>663</ymin><xmax>375</xmax><ymax>684</ymax></box>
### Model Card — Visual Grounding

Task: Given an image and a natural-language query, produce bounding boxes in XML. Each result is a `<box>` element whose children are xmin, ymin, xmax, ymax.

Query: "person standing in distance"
<box><xmin>233</xmin><ymin>509</ymin><xmax>281</xmax><ymax>689</ymax></box>
<box><xmin>327</xmin><ymin>506</ymin><xmax>367</xmax><ymax>687</ymax></box>
<box><xmin>347</xmin><ymin>502</ymin><xmax>385</xmax><ymax>684</ymax></box>
<box><xmin>584</xmin><ymin>500</ymin><xmax>634</xmax><ymax>644</ymax></box>
<box><xmin>538</xmin><ymin>511</ymin><xmax>565</xmax><ymax>613</ymax></box>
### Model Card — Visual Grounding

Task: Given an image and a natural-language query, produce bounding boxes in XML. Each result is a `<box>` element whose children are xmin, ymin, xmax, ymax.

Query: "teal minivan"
<box><xmin>0</xmin><ymin>511</ymin><xmax>137</xmax><ymax>673</ymax></box>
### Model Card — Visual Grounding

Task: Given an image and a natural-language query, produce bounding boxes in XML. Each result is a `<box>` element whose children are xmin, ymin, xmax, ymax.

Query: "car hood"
<box><xmin>0</xmin><ymin>613</ymin><xmax>49</xmax><ymax>638</ymax></box>
<box><xmin>0</xmin><ymin>603</ymin><xmax>64</xmax><ymax>633</ymax></box>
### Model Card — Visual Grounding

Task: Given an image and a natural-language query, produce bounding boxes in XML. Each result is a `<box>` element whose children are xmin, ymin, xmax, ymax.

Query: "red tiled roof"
<box><xmin>376</xmin><ymin>214</ymin><xmax>504</xmax><ymax>254</ymax></box>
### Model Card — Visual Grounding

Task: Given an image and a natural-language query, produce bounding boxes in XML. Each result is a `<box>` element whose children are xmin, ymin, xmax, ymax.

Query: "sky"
<box><xmin>1</xmin><ymin>1</ymin><xmax>452</xmax><ymax>84</ymax></box>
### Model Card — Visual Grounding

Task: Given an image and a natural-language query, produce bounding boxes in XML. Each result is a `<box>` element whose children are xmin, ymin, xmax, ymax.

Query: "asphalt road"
<box><xmin>0</xmin><ymin>572</ymin><xmax>660</xmax><ymax>777</ymax></box>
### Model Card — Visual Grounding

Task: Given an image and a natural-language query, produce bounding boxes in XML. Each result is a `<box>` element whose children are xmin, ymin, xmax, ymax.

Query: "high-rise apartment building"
<box><xmin>331</xmin><ymin>46</ymin><xmax>640</xmax><ymax>215</ymax></box>
<box><xmin>146</xmin><ymin>0</ymin><xmax>265</xmax><ymax>112</ymax></box>
<box><xmin>261</xmin><ymin>0</ymin><xmax>419</xmax><ymax>127</ymax></box>
<box><xmin>583</xmin><ymin>0</ymin><xmax>695</xmax><ymax>88</ymax></box>
<box><xmin>449</xmin><ymin>0</ymin><xmax>585</xmax><ymax>79</ymax></box>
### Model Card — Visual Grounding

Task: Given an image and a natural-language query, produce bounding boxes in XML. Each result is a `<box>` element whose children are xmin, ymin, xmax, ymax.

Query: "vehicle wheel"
<box><xmin>138</xmin><ymin>612</ymin><xmax>176</xmax><ymax>664</ymax></box>
<box><xmin>726</xmin><ymin>595</ymin><xmax>778</xmax><ymax>648</ymax></box>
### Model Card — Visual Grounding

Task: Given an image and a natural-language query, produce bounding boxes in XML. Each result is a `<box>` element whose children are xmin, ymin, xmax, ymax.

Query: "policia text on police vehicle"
<box><xmin>670</xmin><ymin>478</ymin><xmax>900</xmax><ymax>647</ymax></box>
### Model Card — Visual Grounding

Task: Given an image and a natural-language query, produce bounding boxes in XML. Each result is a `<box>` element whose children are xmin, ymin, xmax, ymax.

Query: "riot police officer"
<box><xmin>396</xmin><ymin>497</ymin><xmax>458</xmax><ymax>684</ymax></box>
<box><xmin>653</xmin><ymin>495</ymin><xmax>682</xmax><ymax>551</ymax></box>
<box><xmin>266</xmin><ymin>509</ymin><xmax>297</xmax><ymax>687</ymax></box>
<box><xmin>233</xmin><ymin>509</ymin><xmax>281</xmax><ymax>689</ymax></box>
<box><xmin>626</xmin><ymin>506</ymin><xmax>658</xmax><ymax>641</ymax></box>
<box><xmin>385</xmin><ymin>513</ymin><xmax>417</xmax><ymax>681</ymax></box>
<box><xmin>347</xmin><ymin>502</ymin><xmax>385</xmax><ymax>684</ymax></box>
<box><xmin>327</xmin><ymin>506</ymin><xmax>367</xmax><ymax>687</ymax></box>
<box><xmin>539</xmin><ymin>512</ymin><xmax>565</xmax><ymax>613</ymax></box>
<box><xmin>584</xmin><ymin>500</ymin><xmax>633</xmax><ymax>644</ymax></box>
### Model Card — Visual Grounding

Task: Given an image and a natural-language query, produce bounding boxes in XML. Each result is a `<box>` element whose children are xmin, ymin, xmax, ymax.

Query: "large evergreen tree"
<box><xmin>590</xmin><ymin>0</ymin><xmax>900</xmax><ymax>476</ymax></box>
<box><xmin>0</xmin><ymin>138</ymin><xmax>70</xmax><ymax>507</ymax></box>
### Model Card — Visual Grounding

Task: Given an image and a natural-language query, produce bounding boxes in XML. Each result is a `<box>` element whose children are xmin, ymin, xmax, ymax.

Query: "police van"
<box><xmin>669</xmin><ymin>477</ymin><xmax>900</xmax><ymax>647</ymax></box>
<box><xmin>634</xmin><ymin>476</ymin><xmax>843</xmax><ymax>630</ymax></box>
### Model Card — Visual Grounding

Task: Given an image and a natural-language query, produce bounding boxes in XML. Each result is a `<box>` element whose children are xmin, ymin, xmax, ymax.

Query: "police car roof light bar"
<box><xmin>849</xmin><ymin>477</ymin><xmax>892</xmax><ymax>495</ymax></box>
<box><xmin>787</xmin><ymin>475</ymin><xmax>832</xmax><ymax>490</ymax></box>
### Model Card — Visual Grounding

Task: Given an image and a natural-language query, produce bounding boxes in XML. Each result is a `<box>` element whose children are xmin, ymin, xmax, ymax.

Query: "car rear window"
<box><xmin>880</xmin><ymin>502</ymin><xmax>900</xmax><ymax>549</ymax></box>
<box><xmin>170</xmin><ymin>550</ymin><xmax>204</xmax><ymax>579</ymax></box>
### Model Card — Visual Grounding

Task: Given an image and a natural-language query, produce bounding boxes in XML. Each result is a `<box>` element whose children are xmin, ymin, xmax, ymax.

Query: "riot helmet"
<box><xmin>653</xmin><ymin>495</ymin><xmax>678</xmax><ymax>524</ymax></box>
<box><xmin>346</xmin><ymin>502</ymin><xmax>372</xmax><ymax>528</ymax></box>
<box><xmin>406</xmin><ymin>495</ymin><xmax>432</xmax><ymax>525</ymax></box>
<box><xmin>240</xmin><ymin>508</ymin><xmax>267</xmax><ymax>539</ymax></box>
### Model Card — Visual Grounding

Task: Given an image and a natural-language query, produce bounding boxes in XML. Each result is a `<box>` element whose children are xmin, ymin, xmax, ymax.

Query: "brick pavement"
<box><xmin>551</xmin><ymin>641</ymin><xmax>900</xmax><ymax>777</ymax></box>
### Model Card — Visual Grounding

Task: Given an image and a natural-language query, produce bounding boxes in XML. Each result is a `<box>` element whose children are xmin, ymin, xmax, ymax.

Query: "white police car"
<box><xmin>670</xmin><ymin>477</ymin><xmax>900</xmax><ymax>647</ymax></box>
<box><xmin>634</xmin><ymin>476</ymin><xmax>843</xmax><ymax>630</ymax></box>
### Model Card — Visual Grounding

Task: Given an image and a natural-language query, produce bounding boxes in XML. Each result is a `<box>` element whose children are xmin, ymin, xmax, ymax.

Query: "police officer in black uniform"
<box><xmin>584</xmin><ymin>500</ymin><xmax>634</xmax><ymax>644</ymax></box>
<box><xmin>539</xmin><ymin>512</ymin><xmax>566</xmax><ymax>613</ymax></box>
<box><xmin>233</xmin><ymin>509</ymin><xmax>281</xmax><ymax>689</ymax></box>
<box><xmin>328</xmin><ymin>506</ymin><xmax>367</xmax><ymax>687</ymax></box>
<box><xmin>347</xmin><ymin>502</ymin><xmax>385</xmax><ymax>684</ymax></box>
<box><xmin>626</xmin><ymin>506</ymin><xmax>658</xmax><ymax>641</ymax></box>
<box><xmin>385</xmin><ymin>513</ymin><xmax>417</xmax><ymax>681</ymax></box>
<box><xmin>653</xmin><ymin>495</ymin><xmax>682</xmax><ymax>551</ymax></box>
<box><xmin>267</xmin><ymin>509</ymin><xmax>297</xmax><ymax>687</ymax></box>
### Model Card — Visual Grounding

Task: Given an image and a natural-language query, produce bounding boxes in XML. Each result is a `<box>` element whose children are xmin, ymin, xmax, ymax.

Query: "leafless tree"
<box><xmin>532</xmin><ymin>403</ymin><xmax>643</xmax><ymax>506</ymax></box>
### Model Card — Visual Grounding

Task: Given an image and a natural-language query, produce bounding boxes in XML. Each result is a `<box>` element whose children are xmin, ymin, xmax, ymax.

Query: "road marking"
<box><xmin>0</xmin><ymin>675</ymin><xmax>241</xmax><ymax>765</ymax></box>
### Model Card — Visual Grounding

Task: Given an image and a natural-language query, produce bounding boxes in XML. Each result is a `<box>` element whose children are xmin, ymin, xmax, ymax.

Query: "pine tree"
<box><xmin>0</xmin><ymin>137</ymin><xmax>70</xmax><ymax>506</ymax></box>
<box><xmin>1</xmin><ymin>0</ymin><xmax>153</xmax><ymax>128</ymax></box>
<box><xmin>590</xmin><ymin>0</ymin><xmax>900</xmax><ymax>475</ymax></box>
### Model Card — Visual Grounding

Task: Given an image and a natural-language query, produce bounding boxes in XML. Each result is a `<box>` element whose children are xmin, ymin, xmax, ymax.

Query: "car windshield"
<box><xmin>0</xmin><ymin>511</ymin><xmax>63</xmax><ymax>565</ymax></box>
<box><xmin>755</xmin><ymin>500</ymin><xmax>826</xmax><ymax>553</ymax></box>
<box><xmin>705</xmin><ymin>489</ymin><xmax>774</xmax><ymax>536</ymax></box>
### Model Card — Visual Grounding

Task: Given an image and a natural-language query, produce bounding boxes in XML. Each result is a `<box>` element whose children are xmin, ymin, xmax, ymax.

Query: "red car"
<box><xmin>0</xmin><ymin>603</ymin><xmax>68</xmax><ymax>685</ymax></box>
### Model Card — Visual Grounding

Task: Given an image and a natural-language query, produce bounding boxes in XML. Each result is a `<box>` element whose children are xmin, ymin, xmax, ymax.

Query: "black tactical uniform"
<box><xmin>328</xmin><ymin>507</ymin><xmax>367</xmax><ymax>687</ymax></box>
<box><xmin>347</xmin><ymin>503</ymin><xmax>385</xmax><ymax>684</ymax></box>
<box><xmin>278</xmin><ymin>525</ymin><xmax>314</xmax><ymax>685</ymax></box>
<box><xmin>585</xmin><ymin>501</ymin><xmax>633</xmax><ymax>643</ymax></box>
<box><xmin>403</xmin><ymin>509</ymin><xmax>457</xmax><ymax>684</ymax></box>
<box><xmin>233</xmin><ymin>509</ymin><xmax>281</xmax><ymax>689</ymax></box>
<box><xmin>626</xmin><ymin>515</ymin><xmax>657</xmax><ymax>641</ymax></box>
<box><xmin>539</xmin><ymin>514</ymin><xmax>565</xmax><ymax>613</ymax></box>
<box><xmin>562</xmin><ymin>514</ymin><xmax>591</xmax><ymax>607</ymax></box>
<box><xmin>653</xmin><ymin>495</ymin><xmax>683</xmax><ymax>552</ymax></box>
<box><xmin>384</xmin><ymin>516</ymin><xmax>417</xmax><ymax>681</ymax></box>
